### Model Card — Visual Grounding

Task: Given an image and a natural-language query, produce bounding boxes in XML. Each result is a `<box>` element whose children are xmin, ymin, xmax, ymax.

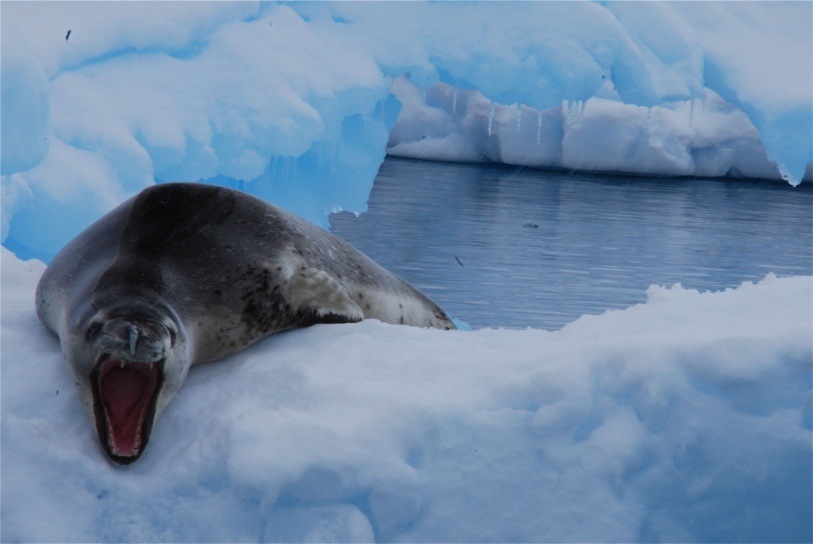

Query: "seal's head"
<box><xmin>64</xmin><ymin>302</ymin><xmax>188</xmax><ymax>465</ymax></box>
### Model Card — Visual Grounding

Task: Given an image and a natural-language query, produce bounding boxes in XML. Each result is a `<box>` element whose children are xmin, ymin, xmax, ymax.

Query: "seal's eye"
<box><xmin>85</xmin><ymin>321</ymin><xmax>103</xmax><ymax>343</ymax></box>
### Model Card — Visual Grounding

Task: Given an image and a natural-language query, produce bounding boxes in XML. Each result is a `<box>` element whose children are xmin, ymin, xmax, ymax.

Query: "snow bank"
<box><xmin>2</xmin><ymin>2</ymin><xmax>811</xmax><ymax>262</ymax></box>
<box><xmin>2</xmin><ymin>248</ymin><xmax>810</xmax><ymax>542</ymax></box>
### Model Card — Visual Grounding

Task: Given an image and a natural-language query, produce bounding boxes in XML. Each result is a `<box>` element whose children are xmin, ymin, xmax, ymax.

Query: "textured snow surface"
<box><xmin>2</xmin><ymin>248</ymin><xmax>811</xmax><ymax>542</ymax></box>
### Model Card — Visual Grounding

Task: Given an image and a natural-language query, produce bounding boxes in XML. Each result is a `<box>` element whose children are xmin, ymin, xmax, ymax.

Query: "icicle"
<box><xmin>689</xmin><ymin>98</ymin><xmax>695</xmax><ymax>129</ymax></box>
<box><xmin>516</xmin><ymin>103</ymin><xmax>522</xmax><ymax>135</ymax></box>
<box><xmin>567</xmin><ymin>100</ymin><xmax>578</xmax><ymax>126</ymax></box>
<box><xmin>452</xmin><ymin>87</ymin><xmax>458</xmax><ymax>115</ymax></box>
<box><xmin>536</xmin><ymin>113</ymin><xmax>542</xmax><ymax>145</ymax></box>
<box><xmin>578</xmin><ymin>100</ymin><xmax>585</xmax><ymax>124</ymax></box>
<box><xmin>487</xmin><ymin>101</ymin><xmax>495</xmax><ymax>136</ymax></box>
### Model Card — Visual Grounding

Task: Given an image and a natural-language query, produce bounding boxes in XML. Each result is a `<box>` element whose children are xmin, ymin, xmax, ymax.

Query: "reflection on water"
<box><xmin>330</xmin><ymin>158</ymin><xmax>813</xmax><ymax>329</ymax></box>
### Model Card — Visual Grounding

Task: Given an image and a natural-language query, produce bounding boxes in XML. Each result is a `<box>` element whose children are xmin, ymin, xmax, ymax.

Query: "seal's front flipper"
<box><xmin>284</xmin><ymin>266</ymin><xmax>364</xmax><ymax>325</ymax></box>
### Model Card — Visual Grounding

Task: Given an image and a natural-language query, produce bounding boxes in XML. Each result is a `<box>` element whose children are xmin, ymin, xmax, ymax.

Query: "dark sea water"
<box><xmin>330</xmin><ymin>157</ymin><xmax>813</xmax><ymax>330</ymax></box>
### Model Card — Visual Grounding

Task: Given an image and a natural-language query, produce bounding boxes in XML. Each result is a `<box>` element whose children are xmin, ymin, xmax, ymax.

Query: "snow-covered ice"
<box><xmin>2</xmin><ymin>248</ymin><xmax>811</xmax><ymax>542</ymax></box>
<box><xmin>2</xmin><ymin>2</ymin><xmax>811</xmax><ymax>262</ymax></box>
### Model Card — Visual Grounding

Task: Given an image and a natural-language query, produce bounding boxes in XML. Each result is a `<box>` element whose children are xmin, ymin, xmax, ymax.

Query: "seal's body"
<box><xmin>36</xmin><ymin>183</ymin><xmax>454</xmax><ymax>464</ymax></box>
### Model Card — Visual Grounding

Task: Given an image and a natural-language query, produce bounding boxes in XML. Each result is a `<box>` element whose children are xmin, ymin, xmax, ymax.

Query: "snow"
<box><xmin>2</xmin><ymin>2</ymin><xmax>811</xmax><ymax>263</ymax></box>
<box><xmin>2</xmin><ymin>248</ymin><xmax>811</xmax><ymax>542</ymax></box>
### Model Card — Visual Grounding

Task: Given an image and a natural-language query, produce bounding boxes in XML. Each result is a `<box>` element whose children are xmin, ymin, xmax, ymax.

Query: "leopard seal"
<box><xmin>36</xmin><ymin>182</ymin><xmax>455</xmax><ymax>465</ymax></box>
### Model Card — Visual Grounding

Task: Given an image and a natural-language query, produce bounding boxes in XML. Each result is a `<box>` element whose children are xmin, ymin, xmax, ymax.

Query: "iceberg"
<box><xmin>1</xmin><ymin>2</ymin><xmax>811</xmax><ymax>262</ymax></box>
<box><xmin>2</xmin><ymin>248</ymin><xmax>811</xmax><ymax>542</ymax></box>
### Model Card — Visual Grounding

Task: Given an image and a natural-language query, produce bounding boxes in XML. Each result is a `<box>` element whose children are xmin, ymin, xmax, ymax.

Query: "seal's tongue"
<box><xmin>99</xmin><ymin>358</ymin><xmax>159</xmax><ymax>457</ymax></box>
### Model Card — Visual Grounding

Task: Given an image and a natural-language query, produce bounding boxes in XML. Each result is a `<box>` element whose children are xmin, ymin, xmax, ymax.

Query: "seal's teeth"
<box><xmin>149</xmin><ymin>362</ymin><xmax>153</xmax><ymax>370</ymax></box>
<box><xmin>129</xmin><ymin>325</ymin><xmax>139</xmax><ymax>356</ymax></box>
<box><xmin>120</xmin><ymin>360</ymin><xmax>125</xmax><ymax>369</ymax></box>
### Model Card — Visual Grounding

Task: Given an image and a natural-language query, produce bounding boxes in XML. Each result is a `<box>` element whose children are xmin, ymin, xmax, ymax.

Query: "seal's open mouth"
<box><xmin>91</xmin><ymin>355</ymin><xmax>164</xmax><ymax>465</ymax></box>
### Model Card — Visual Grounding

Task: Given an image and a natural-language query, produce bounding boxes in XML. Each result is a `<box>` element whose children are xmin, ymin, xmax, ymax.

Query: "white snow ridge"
<box><xmin>2</xmin><ymin>249</ymin><xmax>811</xmax><ymax>542</ymax></box>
